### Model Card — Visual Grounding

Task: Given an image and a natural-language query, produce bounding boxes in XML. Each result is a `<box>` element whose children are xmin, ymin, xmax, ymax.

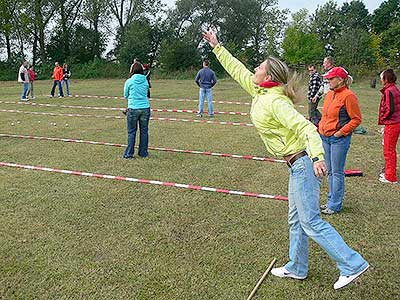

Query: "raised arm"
<box><xmin>203</xmin><ymin>30</ymin><xmax>256</xmax><ymax>97</ymax></box>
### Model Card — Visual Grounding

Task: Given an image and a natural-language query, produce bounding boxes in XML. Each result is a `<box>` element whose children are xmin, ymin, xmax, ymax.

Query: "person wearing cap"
<box><xmin>319</xmin><ymin>67</ymin><xmax>362</xmax><ymax>215</ymax></box>
<box><xmin>378</xmin><ymin>69</ymin><xmax>400</xmax><ymax>184</ymax></box>
<box><xmin>203</xmin><ymin>29</ymin><xmax>368</xmax><ymax>290</ymax></box>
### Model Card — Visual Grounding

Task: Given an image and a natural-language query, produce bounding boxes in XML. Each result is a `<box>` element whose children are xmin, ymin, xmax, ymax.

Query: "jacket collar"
<box><xmin>259</xmin><ymin>81</ymin><xmax>280</xmax><ymax>88</ymax></box>
<box><xmin>380</xmin><ymin>83</ymin><xmax>395</xmax><ymax>94</ymax></box>
<box><xmin>332</xmin><ymin>86</ymin><xmax>347</xmax><ymax>93</ymax></box>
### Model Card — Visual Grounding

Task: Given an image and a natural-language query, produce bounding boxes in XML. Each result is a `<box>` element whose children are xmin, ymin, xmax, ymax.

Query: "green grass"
<box><xmin>0</xmin><ymin>79</ymin><xmax>399</xmax><ymax>300</ymax></box>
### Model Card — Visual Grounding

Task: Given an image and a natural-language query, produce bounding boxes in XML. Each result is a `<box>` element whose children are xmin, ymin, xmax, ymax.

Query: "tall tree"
<box><xmin>310</xmin><ymin>0</ymin><xmax>341</xmax><ymax>56</ymax></box>
<box><xmin>282</xmin><ymin>9</ymin><xmax>324</xmax><ymax>66</ymax></box>
<box><xmin>371</xmin><ymin>0</ymin><xmax>400</xmax><ymax>34</ymax></box>
<box><xmin>83</xmin><ymin>0</ymin><xmax>109</xmax><ymax>59</ymax></box>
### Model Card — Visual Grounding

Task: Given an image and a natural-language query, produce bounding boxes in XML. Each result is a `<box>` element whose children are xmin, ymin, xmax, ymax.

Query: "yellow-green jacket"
<box><xmin>213</xmin><ymin>44</ymin><xmax>324</xmax><ymax>161</ymax></box>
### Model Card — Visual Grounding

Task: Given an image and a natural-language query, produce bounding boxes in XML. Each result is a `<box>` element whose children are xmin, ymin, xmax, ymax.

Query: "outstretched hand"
<box><xmin>202</xmin><ymin>29</ymin><xmax>219</xmax><ymax>48</ymax></box>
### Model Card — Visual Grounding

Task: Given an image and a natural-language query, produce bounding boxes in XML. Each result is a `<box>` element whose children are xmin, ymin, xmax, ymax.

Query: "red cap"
<box><xmin>143</xmin><ymin>64</ymin><xmax>149</xmax><ymax>70</ymax></box>
<box><xmin>323</xmin><ymin>67</ymin><xmax>348</xmax><ymax>79</ymax></box>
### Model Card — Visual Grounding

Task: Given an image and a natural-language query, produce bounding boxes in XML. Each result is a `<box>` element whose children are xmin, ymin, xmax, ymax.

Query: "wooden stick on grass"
<box><xmin>246</xmin><ymin>258</ymin><xmax>277</xmax><ymax>300</ymax></box>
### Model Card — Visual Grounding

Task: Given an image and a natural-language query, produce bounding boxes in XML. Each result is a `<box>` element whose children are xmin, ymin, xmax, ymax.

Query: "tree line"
<box><xmin>0</xmin><ymin>0</ymin><xmax>399</xmax><ymax>79</ymax></box>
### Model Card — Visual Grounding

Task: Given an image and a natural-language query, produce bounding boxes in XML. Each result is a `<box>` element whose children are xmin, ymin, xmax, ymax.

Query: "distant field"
<box><xmin>0</xmin><ymin>78</ymin><xmax>399</xmax><ymax>300</ymax></box>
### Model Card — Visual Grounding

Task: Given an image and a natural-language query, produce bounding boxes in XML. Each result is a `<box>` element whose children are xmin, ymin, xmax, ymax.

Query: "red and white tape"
<box><xmin>0</xmin><ymin>109</ymin><xmax>254</xmax><ymax>127</ymax></box>
<box><xmin>0</xmin><ymin>101</ymin><xmax>249</xmax><ymax>116</ymax></box>
<box><xmin>0</xmin><ymin>133</ymin><xmax>285</xmax><ymax>163</ymax></box>
<box><xmin>72</xmin><ymin>94</ymin><xmax>317</xmax><ymax>108</ymax></box>
<box><xmin>0</xmin><ymin>161</ymin><xmax>288</xmax><ymax>201</ymax></box>
<box><xmin>73</xmin><ymin>94</ymin><xmax>252</xmax><ymax>106</ymax></box>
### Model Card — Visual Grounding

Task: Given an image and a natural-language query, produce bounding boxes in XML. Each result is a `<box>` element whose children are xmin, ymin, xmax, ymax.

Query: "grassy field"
<box><xmin>0</xmin><ymin>78</ymin><xmax>399</xmax><ymax>300</ymax></box>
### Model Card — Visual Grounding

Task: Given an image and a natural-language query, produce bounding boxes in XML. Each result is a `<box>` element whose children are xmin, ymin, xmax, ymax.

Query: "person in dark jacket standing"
<box><xmin>307</xmin><ymin>65</ymin><xmax>323</xmax><ymax>126</ymax></box>
<box><xmin>62</xmin><ymin>63</ymin><xmax>72</xmax><ymax>97</ymax></box>
<box><xmin>195</xmin><ymin>59</ymin><xmax>217</xmax><ymax>117</ymax></box>
<box><xmin>378</xmin><ymin>69</ymin><xmax>400</xmax><ymax>184</ymax></box>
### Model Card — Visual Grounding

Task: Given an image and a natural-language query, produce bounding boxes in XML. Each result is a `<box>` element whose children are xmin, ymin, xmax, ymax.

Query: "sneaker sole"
<box><xmin>334</xmin><ymin>264</ymin><xmax>369</xmax><ymax>290</ymax></box>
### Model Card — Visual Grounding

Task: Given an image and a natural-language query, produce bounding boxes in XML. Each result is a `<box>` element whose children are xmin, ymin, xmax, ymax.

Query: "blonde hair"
<box><xmin>264</xmin><ymin>56</ymin><xmax>303</xmax><ymax>103</ymax></box>
<box><xmin>344</xmin><ymin>75</ymin><xmax>353</xmax><ymax>87</ymax></box>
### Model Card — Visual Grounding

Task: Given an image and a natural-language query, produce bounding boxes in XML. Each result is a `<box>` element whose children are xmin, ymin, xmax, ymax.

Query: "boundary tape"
<box><xmin>0</xmin><ymin>161</ymin><xmax>288</xmax><ymax>201</ymax></box>
<box><xmin>73</xmin><ymin>94</ymin><xmax>252</xmax><ymax>106</ymax></box>
<box><xmin>0</xmin><ymin>133</ymin><xmax>285</xmax><ymax>163</ymax></box>
<box><xmin>0</xmin><ymin>109</ymin><xmax>255</xmax><ymax>127</ymax></box>
<box><xmin>72</xmin><ymin>95</ymin><xmax>321</xmax><ymax>109</ymax></box>
<box><xmin>0</xmin><ymin>100</ymin><xmax>249</xmax><ymax>116</ymax></box>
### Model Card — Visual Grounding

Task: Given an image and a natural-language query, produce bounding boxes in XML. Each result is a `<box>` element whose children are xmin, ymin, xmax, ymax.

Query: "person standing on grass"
<box><xmin>307</xmin><ymin>64</ymin><xmax>323</xmax><ymax>126</ymax></box>
<box><xmin>123</xmin><ymin>62</ymin><xmax>150</xmax><ymax>159</ymax></box>
<box><xmin>195</xmin><ymin>59</ymin><xmax>217</xmax><ymax>117</ymax></box>
<box><xmin>318</xmin><ymin>67</ymin><xmax>362</xmax><ymax>215</ymax></box>
<box><xmin>50</xmin><ymin>62</ymin><xmax>64</xmax><ymax>98</ymax></box>
<box><xmin>378</xmin><ymin>69</ymin><xmax>400</xmax><ymax>184</ymax></box>
<box><xmin>143</xmin><ymin>63</ymin><xmax>151</xmax><ymax>98</ymax></box>
<box><xmin>313</xmin><ymin>56</ymin><xmax>334</xmax><ymax>102</ymax></box>
<box><xmin>26</xmin><ymin>66</ymin><xmax>37</xmax><ymax>99</ymax></box>
<box><xmin>18</xmin><ymin>60</ymin><xmax>29</xmax><ymax>101</ymax></box>
<box><xmin>202</xmin><ymin>29</ymin><xmax>369</xmax><ymax>290</ymax></box>
<box><xmin>62</xmin><ymin>63</ymin><xmax>72</xmax><ymax>97</ymax></box>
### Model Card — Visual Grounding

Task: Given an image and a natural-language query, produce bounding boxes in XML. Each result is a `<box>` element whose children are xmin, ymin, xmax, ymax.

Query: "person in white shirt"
<box><xmin>18</xmin><ymin>60</ymin><xmax>30</xmax><ymax>101</ymax></box>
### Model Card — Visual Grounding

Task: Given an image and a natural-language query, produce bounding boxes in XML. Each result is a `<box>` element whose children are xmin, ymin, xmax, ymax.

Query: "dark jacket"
<box><xmin>379</xmin><ymin>83</ymin><xmax>400</xmax><ymax>125</ymax></box>
<box><xmin>195</xmin><ymin>67</ymin><xmax>217</xmax><ymax>89</ymax></box>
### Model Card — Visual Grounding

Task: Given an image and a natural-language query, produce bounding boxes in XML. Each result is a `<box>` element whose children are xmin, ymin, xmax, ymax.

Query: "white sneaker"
<box><xmin>20</xmin><ymin>98</ymin><xmax>28</xmax><ymax>102</ymax></box>
<box><xmin>379</xmin><ymin>175</ymin><xmax>398</xmax><ymax>184</ymax></box>
<box><xmin>334</xmin><ymin>264</ymin><xmax>369</xmax><ymax>290</ymax></box>
<box><xmin>271</xmin><ymin>267</ymin><xmax>306</xmax><ymax>280</ymax></box>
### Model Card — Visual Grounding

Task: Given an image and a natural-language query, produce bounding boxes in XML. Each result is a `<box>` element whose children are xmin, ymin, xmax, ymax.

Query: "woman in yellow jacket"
<box><xmin>203</xmin><ymin>30</ymin><xmax>368</xmax><ymax>290</ymax></box>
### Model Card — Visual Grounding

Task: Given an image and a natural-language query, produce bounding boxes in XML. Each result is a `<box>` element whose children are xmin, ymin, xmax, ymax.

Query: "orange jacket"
<box><xmin>319</xmin><ymin>86</ymin><xmax>362</xmax><ymax>136</ymax></box>
<box><xmin>52</xmin><ymin>66</ymin><xmax>63</xmax><ymax>81</ymax></box>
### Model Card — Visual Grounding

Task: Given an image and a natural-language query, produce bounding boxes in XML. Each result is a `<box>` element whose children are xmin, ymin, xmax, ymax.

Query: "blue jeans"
<box><xmin>21</xmin><ymin>83</ymin><xmax>29</xmax><ymax>99</ymax></box>
<box><xmin>123</xmin><ymin>108</ymin><xmax>150</xmax><ymax>158</ymax></box>
<box><xmin>320</xmin><ymin>134</ymin><xmax>352</xmax><ymax>212</ymax></box>
<box><xmin>51</xmin><ymin>80</ymin><xmax>64</xmax><ymax>97</ymax></box>
<box><xmin>62</xmin><ymin>79</ymin><xmax>70</xmax><ymax>96</ymax></box>
<box><xmin>198</xmin><ymin>88</ymin><xmax>214</xmax><ymax>116</ymax></box>
<box><xmin>284</xmin><ymin>155</ymin><xmax>368</xmax><ymax>277</ymax></box>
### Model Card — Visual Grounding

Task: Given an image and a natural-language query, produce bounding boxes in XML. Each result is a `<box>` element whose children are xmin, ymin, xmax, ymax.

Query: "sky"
<box><xmin>161</xmin><ymin>0</ymin><xmax>384</xmax><ymax>13</ymax></box>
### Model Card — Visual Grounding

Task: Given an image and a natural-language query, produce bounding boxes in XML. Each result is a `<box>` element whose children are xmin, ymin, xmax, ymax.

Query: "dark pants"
<box><xmin>123</xmin><ymin>108</ymin><xmax>150</xmax><ymax>158</ymax></box>
<box><xmin>51</xmin><ymin>80</ymin><xmax>64</xmax><ymax>97</ymax></box>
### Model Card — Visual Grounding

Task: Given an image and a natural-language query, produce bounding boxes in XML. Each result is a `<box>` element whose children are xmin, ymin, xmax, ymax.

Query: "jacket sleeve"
<box><xmin>20</xmin><ymin>72</ymin><xmax>25</xmax><ymax>82</ymax></box>
<box><xmin>213</xmin><ymin>44</ymin><xmax>256</xmax><ymax>97</ymax></box>
<box><xmin>310</xmin><ymin>75</ymin><xmax>322</xmax><ymax>99</ymax></box>
<box><xmin>271</xmin><ymin>99</ymin><xmax>325</xmax><ymax>162</ymax></box>
<box><xmin>339</xmin><ymin>94</ymin><xmax>362</xmax><ymax>136</ymax></box>
<box><xmin>195</xmin><ymin>71</ymin><xmax>201</xmax><ymax>87</ymax></box>
<box><xmin>381</xmin><ymin>90</ymin><xmax>395</xmax><ymax>120</ymax></box>
<box><xmin>211</xmin><ymin>72</ymin><xmax>217</xmax><ymax>87</ymax></box>
<box><xmin>124</xmin><ymin>80</ymin><xmax>129</xmax><ymax>98</ymax></box>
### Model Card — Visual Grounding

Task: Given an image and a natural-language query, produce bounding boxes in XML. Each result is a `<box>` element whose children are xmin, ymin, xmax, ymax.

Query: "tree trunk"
<box><xmin>5</xmin><ymin>33</ymin><xmax>11</xmax><ymax>62</ymax></box>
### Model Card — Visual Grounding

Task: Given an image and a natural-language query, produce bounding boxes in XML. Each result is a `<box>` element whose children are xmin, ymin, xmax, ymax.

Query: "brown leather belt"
<box><xmin>284</xmin><ymin>150</ymin><xmax>308</xmax><ymax>168</ymax></box>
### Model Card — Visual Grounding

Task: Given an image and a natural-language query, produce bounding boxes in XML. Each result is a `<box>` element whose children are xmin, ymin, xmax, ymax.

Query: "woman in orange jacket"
<box><xmin>318</xmin><ymin>67</ymin><xmax>362</xmax><ymax>215</ymax></box>
<box><xmin>50</xmin><ymin>62</ymin><xmax>64</xmax><ymax>98</ymax></box>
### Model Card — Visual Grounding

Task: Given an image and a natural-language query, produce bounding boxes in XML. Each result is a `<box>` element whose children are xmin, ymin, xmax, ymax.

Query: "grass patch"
<box><xmin>0</xmin><ymin>79</ymin><xmax>399</xmax><ymax>299</ymax></box>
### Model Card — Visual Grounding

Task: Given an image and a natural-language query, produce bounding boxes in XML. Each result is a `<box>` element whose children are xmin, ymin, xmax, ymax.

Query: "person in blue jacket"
<box><xmin>195</xmin><ymin>59</ymin><xmax>217</xmax><ymax>117</ymax></box>
<box><xmin>123</xmin><ymin>62</ymin><xmax>150</xmax><ymax>159</ymax></box>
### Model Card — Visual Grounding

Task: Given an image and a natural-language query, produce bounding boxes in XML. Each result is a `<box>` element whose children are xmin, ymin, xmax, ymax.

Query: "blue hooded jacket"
<box><xmin>124</xmin><ymin>74</ymin><xmax>150</xmax><ymax>109</ymax></box>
